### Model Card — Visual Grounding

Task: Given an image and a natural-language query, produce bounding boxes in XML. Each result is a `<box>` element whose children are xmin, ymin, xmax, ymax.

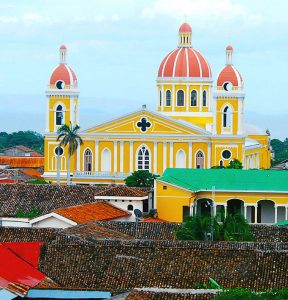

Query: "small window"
<box><xmin>190</xmin><ymin>90</ymin><xmax>197</xmax><ymax>106</ymax></box>
<box><xmin>223</xmin><ymin>106</ymin><xmax>232</xmax><ymax>128</ymax></box>
<box><xmin>202</xmin><ymin>90</ymin><xmax>207</xmax><ymax>106</ymax></box>
<box><xmin>137</xmin><ymin>146</ymin><xmax>150</xmax><ymax>170</ymax></box>
<box><xmin>84</xmin><ymin>149</ymin><xmax>92</xmax><ymax>172</ymax></box>
<box><xmin>54</xmin><ymin>146</ymin><xmax>64</xmax><ymax>156</ymax></box>
<box><xmin>219</xmin><ymin>160</ymin><xmax>223</xmax><ymax>167</ymax></box>
<box><xmin>222</xmin><ymin>150</ymin><xmax>232</xmax><ymax>160</ymax></box>
<box><xmin>166</xmin><ymin>90</ymin><xmax>171</xmax><ymax>106</ymax></box>
<box><xmin>127</xmin><ymin>204</ymin><xmax>133</xmax><ymax>211</ymax></box>
<box><xmin>196</xmin><ymin>151</ymin><xmax>204</xmax><ymax>169</ymax></box>
<box><xmin>56</xmin><ymin>105</ymin><xmax>63</xmax><ymax>125</ymax></box>
<box><xmin>163</xmin><ymin>186</ymin><xmax>167</xmax><ymax>190</ymax></box>
<box><xmin>177</xmin><ymin>90</ymin><xmax>184</xmax><ymax>106</ymax></box>
<box><xmin>159</xmin><ymin>90</ymin><xmax>162</xmax><ymax>106</ymax></box>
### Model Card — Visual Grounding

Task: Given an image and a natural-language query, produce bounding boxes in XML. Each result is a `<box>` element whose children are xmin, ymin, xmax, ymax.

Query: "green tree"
<box><xmin>226</xmin><ymin>158</ymin><xmax>243</xmax><ymax>169</ymax></box>
<box><xmin>124</xmin><ymin>170</ymin><xmax>158</xmax><ymax>187</ymax></box>
<box><xmin>57</xmin><ymin>122</ymin><xmax>83</xmax><ymax>185</ymax></box>
<box><xmin>175</xmin><ymin>214</ymin><xmax>253</xmax><ymax>242</ymax></box>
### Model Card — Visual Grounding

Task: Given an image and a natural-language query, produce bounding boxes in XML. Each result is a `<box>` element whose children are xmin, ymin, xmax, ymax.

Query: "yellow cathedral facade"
<box><xmin>43</xmin><ymin>23</ymin><xmax>272</xmax><ymax>184</ymax></box>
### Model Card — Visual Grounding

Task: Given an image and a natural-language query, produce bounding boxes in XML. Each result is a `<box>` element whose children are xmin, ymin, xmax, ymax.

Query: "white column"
<box><xmin>199</xmin><ymin>85</ymin><xmax>203</xmax><ymax>111</ymax></box>
<box><xmin>207</xmin><ymin>142</ymin><xmax>211</xmax><ymax>168</ymax></box>
<box><xmin>120</xmin><ymin>141</ymin><xmax>124</xmax><ymax>172</ymax></box>
<box><xmin>154</xmin><ymin>142</ymin><xmax>158</xmax><ymax>173</ymax></box>
<box><xmin>275</xmin><ymin>205</ymin><xmax>278</xmax><ymax>223</ymax></box>
<box><xmin>129</xmin><ymin>141</ymin><xmax>134</xmax><ymax>172</ymax></box>
<box><xmin>244</xmin><ymin>205</ymin><xmax>247</xmax><ymax>220</ymax></box>
<box><xmin>285</xmin><ymin>206</ymin><xmax>288</xmax><ymax>220</ymax></box>
<box><xmin>224</xmin><ymin>204</ymin><xmax>227</xmax><ymax>218</ymax></box>
<box><xmin>70</xmin><ymin>97</ymin><xmax>74</xmax><ymax>126</ymax></box>
<box><xmin>208</xmin><ymin>85</ymin><xmax>212</xmax><ymax>111</ymax></box>
<box><xmin>172</xmin><ymin>84</ymin><xmax>175</xmax><ymax>110</ymax></box>
<box><xmin>114</xmin><ymin>141</ymin><xmax>118</xmax><ymax>172</ymax></box>
<box><xmin>161</xmin><ymin>85</ymin><xmax>164</xmax><ymax>111</ymax></box>
<box><xmin>45</xmin><ymin>96</ymin><xmax>50</xmax><ymax>132</ymax></box>
<box><xmin>255</xmin><ymin>204</ymin><xmax>258</xmax><ymax>224</ymax></box>
<box><xmin>163</xmin><ymin>142</ymin><xmax>167</xmax><ymax>172</ymax></box>
<box><xmin>95</xmin><ymin>141</ymin><xmax>99</xmax><ymax>172</ymax></box>
<box><xmin>186</xmin><ymin>84</ymin><xmax>189</xmax><ymax>111</ymax></box>
<box><xmin>76</xmin><ymin>146</ymin><xmax>80</xmax><ymax>171</ymax></box>
<box><xmin>170</xmin><ymin>142</ymin><xmax>174</xmax><ymax>167</ymax></box>
<box><xmin>188</xmin><ymin>142</ymin><xmax>192</xmax><ymax>168</ymax></box>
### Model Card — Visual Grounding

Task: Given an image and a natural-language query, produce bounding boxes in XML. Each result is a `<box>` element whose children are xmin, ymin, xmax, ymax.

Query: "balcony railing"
<box><xmin>73</xmin><ymin>171</ymin><xmax>131</xmax><ymax>179</ymax></box>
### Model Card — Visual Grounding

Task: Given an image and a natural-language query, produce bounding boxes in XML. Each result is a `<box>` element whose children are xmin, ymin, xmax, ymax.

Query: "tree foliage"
<box><xmin>124</xmin><ymin>170</ymin><xmax>158</xmax><ymax>187</ymax></box>
<box><xmin>271</xmin><ymin>138</ymin><xmax>288</xmax><ymax>165</ymax></box>
<box><xmin>175</xmin><ymin>214</ymin><xmax>254</xmax><ymax>242</ymax></box>
<box><xmin>211</xmin><ymin>159</ymin><xmax>243</xmax><ymax>169</ymax></box>
<box><xmin>16</xmin><ymin>209</ymin><xmax>43</xmax><ymax>218</ymax></box>
<box><xmin>0</xmin><ymin>131</ymin><xmax>44</xmax><ymax>154</ymax></box>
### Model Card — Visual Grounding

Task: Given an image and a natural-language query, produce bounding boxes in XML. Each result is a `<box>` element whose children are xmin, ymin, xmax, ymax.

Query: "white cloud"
<box><xmin>141</xmin><ymin>0</ymin><xmax>259</xmax><ymax>22</ymax></box>
<box><xmin>0</xmin><ymin>16</ymin><xmax>18</xmax><ymax>24</ymax></box>
<box><xmin>21</xmin><ymin>13</ymin><xmax>53</xmax><ymax>23</ymax></box>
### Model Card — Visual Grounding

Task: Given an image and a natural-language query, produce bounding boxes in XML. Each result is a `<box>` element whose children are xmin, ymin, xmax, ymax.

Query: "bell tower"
<box><xmin>214</xmin><ymin>45</ymin><xmax>244</xmax><ymax>135</ymax></box>
<box><xmin>45</xmin><ymin>45</ymin><xmax>79</xmax><ymax>133</ymax></box>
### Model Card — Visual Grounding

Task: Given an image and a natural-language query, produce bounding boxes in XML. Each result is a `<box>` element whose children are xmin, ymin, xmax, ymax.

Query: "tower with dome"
<box><xmin>43</xmin><ymin>22</ymin><xmax>272</xmax><ymax>185</ymax></box>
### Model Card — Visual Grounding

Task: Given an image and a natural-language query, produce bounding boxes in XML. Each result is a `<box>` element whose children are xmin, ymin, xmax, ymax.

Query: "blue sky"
<box><xmin>0</xmin><ymin>0</ymin><xmax>287</xmax><ymax>139</ymax></box>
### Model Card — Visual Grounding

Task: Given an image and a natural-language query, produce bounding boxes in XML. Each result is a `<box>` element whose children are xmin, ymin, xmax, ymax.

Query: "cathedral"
<box><xmin>43</xmin><ymin>22</ymin><xmax>271</xmax><ymax>184</ymax></box>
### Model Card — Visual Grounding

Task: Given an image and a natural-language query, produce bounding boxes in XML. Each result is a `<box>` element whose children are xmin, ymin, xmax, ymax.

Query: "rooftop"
<box><xmin>159</xmin><ymin>169</ymin><xmax>288</xmax><ymax>192</ymax></box>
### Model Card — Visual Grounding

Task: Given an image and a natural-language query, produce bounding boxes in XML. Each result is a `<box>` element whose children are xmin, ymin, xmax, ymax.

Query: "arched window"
<box><xmin>190</xmin><ymin>90</ymin><xmax>197</xmax><ymax>106</ymax></box>
<box><xmin>101</xmin><ymin>148</ymin><xmax>111</xmax><ymax>172</ymax></box>
<box><xmin>166</xmin><ymin>90</ymin><xmax>171</xmax><ymax>106</ymax></box>
<box><xmin>56</xmin><ymin>105</ymin><xmax>63</xmax><ymax>125</ymax></box>
<box><xmin>176</xmin><ymin>150</ymin><xmax>186</xmax><ymax>168</ymax></box>
<box><xmin>223</xmin><ymin>106</ymin><xmax>232</xmax><ymax>128</ymax></box>
<box><xmin>127</xmin><ymin>204</ymin><xmax>133</xmax><ymax>211</ymax></box>
<box><xmin>202</xmin><ymin>90</ymin><xmax>207</xmax><ymax>107</ymax></box>
<box><xmin>159</xmin><ymin>90</ymin><xmax>162</xmax><ymax>106</ymax></box>
<box><xmin>177</xmin><ymin>90</ymin><xmax>184</xmax><ymax>106</ymax></box>
<box><xmin>84</xmin><ymin>149</ymin><xmax>92</xmax><ymax>172</ymax></box>
<box><xmin>219</xmin><ymin>160</ymin><xmax>224</xmax><ymax>167</ymax></box>
<box><xmin>196</xmin><ymin>151</ymin><xmax>204</xmax><ymax>169</ymax></box>
<box><xmin>137</xmin><ymin>145</ymin><xmax>150</xmax><ymax>170</ymax></box>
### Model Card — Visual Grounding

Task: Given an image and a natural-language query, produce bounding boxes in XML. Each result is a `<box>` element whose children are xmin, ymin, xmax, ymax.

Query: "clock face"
<box><xmin>223</xmin><ymin>81</ymin><xmax>233</xmax><ymax>91</ymax></box>
<box><xmin>56</xmin><ymin>80</ymin><xmax>65</xmax><ymax>89</ymax></box>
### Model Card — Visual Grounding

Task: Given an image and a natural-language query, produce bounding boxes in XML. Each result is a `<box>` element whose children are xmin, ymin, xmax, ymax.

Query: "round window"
<box><xmin>54</xmin><ymin>146</ymin><xmax>64</xmax><ymax>156</ymax></box>
<box><xmin>223</xmin><ymin>81</ymin><xmax>233</xmax><ymax>91</ymax></box>
<box><xmin>56</xmin><ymin>80</ymin><xmax>65</xmax><ymax>89</ymax></box>
<box><xmin>222</xmin><ymin>150</ymin><xmax>232</xmax><ymax>160</ymax></box>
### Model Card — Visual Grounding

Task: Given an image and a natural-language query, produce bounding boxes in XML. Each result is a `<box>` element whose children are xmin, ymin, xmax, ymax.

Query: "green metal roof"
<box><xmin>159</xmin><ymin>169</ymin><xmax>288</xmax><ymax>193</ymax></box>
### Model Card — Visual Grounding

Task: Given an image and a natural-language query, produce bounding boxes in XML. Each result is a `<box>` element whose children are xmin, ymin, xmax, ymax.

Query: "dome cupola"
<box><xmin>158</xmin><ymin>23</ymin><xmax>212</xmax><ymax>79</ymax></box>
<box><xmin>217</xmin><ymin>45</ymin><xmax>243</xmax><ymax>90</ymax></box>
<box><xmin>49</xmin><ymin>45</ymin><xmax>77</xmax><ymax>90</ymax></box>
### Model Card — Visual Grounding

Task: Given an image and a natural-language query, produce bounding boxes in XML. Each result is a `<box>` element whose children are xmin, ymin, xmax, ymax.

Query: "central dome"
<box><xmin>157</xmin><ymin>23</ymin><xmax>212</xmax><ymax>79</ymax></box>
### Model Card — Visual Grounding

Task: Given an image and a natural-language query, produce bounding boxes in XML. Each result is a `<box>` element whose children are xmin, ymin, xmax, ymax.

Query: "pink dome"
<box><xmin>158</xmin><ymin>47</ymin><xmax>212</xmax><ymax>78</ymax></box>
<box><xmin>50</xmin><ymin>64</ymin><xmax>77</xmax><ymax>86</ymax></box>
<box><xmin>179</xmin><ymin>22</ymin><xmax>192</xmax><ymax>33</ymax></box>
<box><xmin>217</xmin><ymin>65</ymin><xmax>243</xmax><ymax>87</ymax></box>
<box><xmin>226</xmin><ymin>45</ymin><xmax>233</xmax><ymax>51</ymax></box>
<box><xmin>60</xmin><ymin>44</ymin><xmax>67</xmax><ymax>50</ymax></box>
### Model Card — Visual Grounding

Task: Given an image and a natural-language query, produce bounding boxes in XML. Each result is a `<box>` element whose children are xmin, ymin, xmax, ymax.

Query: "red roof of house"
<box><xmin>1</xmin><ymin>146</ymin><xmax>43</xmax><ymax>157</ymax></box>
<box><xmin>141</xmin><ymin>217</ymin><xmax>168</xmax><ymax>223</ymax></box>
<box><xmin>95</xmin><ymin>185</ymin><xmax>148</xmax><ymax>198</ymax></box>
<box><xmin>21</xmin><ymin>168</ymin><xmax>43</xmax><ymax>179</ymax></box>
<box><xmin>0</xmin><ymin>242</ymin><xmax>45</xmax><ymax>296</ymax></box>
<box><xmin>54</xmin><ymin>201</ymin><xmax>131</xmax><ymax>224</ymax></box>
<box><xmin>0</xmin><ymin>157</ymin><xmax>44</xmax><ymax>168</ymax></box>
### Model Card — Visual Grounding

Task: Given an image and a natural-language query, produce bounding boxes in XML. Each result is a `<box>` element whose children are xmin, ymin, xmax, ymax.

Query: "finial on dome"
<box><xmin>226</xmin><ymin>44</ymin><xmax>233</xmax><ymax>65</ymax></box>
<box><xmin>59</xmin><ymin>44</ymin><xmax>67</xmax><ymax>64</ymax></box>
<box><xmin>178</xmin><ymin>22</ymin><xmax>192</xmax><ymax>48</ymax></box>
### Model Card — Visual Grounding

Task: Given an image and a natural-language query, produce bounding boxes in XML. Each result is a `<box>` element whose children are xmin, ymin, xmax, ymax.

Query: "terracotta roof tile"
<box><xmin>141</xmin><ymin>217</ymin><xmax>168</xmax><ymax>223</ymax></box>
<box><xmin>95</xmin><ymin>185</ymin><xmax>148</xmax><ymax>198</ymax></box>
<box><xmin>55</xmin><ymin>201</ymin><xmax>131</xmax><ymax>223</ymax></box>
<box><xmin>0</xmin><ymin>157</ymin><xmax>44</xmax><ymax>168</ymax></box>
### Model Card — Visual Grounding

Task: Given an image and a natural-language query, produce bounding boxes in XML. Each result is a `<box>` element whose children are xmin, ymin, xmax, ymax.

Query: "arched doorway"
<box><xmin>227</xmin><ymin>199</ymin><xmax>244</xmax><ymax>216</ymax></box>
<box><xmin>176</xmin><ymin>150</ymin><xmax>186</xmax><ymax>168</ymax></box>
<box><xmin>101</xmin><ymin>148</ymin><xmax>111</xmax><ymax>172</ymax></box>
<box><xmin>84</xmin><ymin>149</ymin><xmax>92</xmax><ymax>172</ymax></box>
<box><xmin>257</xmin><ymin>200</ymin><xmax>275</xmax><ymax>224</ymax></box>
<box><xmin>195</xmin><ymin>198</ymin><xmax>214</xmax><ymax>217</ymax></box>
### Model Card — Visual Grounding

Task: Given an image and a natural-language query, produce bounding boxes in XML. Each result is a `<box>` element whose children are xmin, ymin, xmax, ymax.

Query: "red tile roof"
<box><xmin>54</xmin><ymin>201</ymin><xmax>131</xmax><ymax>224</ymax></box>
<box><xmin>21</xmin><ymin>168</ymin><xmax>43</xmax><ymax>179</ymax></box>
<box><xmin>1</xmin><ymin>145</ymin><xmax>43</xmax><ymax>157</ymax></box>
<box><xmin>0</xmin><ymin>157</ymin><xmax>44</xmax><ymax>168</ymax></box>
<box><xmin>141</xmin><ymin>217</ymin><xmax>168</xmax><ymax>223</ymax></box>
<box><xmin>0</xmin><ymin>242</ymin><xmax>45</xmax><ymax>296</ymax></box>
<box><xmin>95</xmin><ymin>185</ymin><xmax>148</xmax><ymax>198</ymax></box>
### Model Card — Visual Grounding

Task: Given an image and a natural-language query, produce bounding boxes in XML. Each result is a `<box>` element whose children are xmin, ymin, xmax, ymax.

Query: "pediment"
<box><xmin>82</xmin><ymin>109</ymin><xmax>209</xmax><ymax>136</ymax></box>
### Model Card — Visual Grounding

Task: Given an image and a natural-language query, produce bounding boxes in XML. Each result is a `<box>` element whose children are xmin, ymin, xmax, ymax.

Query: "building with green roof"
<box><xmin>155</xmin><ymin>169</ymin><xmax>288</xmax><ymax>223</ymax></box>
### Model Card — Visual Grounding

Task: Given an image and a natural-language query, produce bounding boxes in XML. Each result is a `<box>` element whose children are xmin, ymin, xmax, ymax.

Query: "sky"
<box><xmin>0</xmin><ymin>0</ymin><xmax>287</xmax><ymax>139</ymax></box>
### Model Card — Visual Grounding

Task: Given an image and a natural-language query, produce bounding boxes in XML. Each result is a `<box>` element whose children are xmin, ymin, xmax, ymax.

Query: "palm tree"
<box><xmin>57</xmin><ymin>122</ymin><xmax>83</xmax><ymax>185</ymax></box>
